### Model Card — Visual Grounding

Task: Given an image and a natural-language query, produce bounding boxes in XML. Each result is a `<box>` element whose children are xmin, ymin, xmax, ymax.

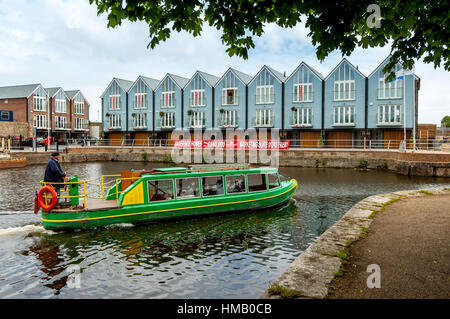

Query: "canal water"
<box><xmin>0</xmin><ymin>162</ymin><xmax>449</xmax><ymax>298</ymax></box>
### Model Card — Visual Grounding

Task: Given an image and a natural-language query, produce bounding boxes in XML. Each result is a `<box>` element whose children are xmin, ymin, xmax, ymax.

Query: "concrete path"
<box><xmin>329</xmin><ymin>193</ymin><xmax>450</xmax><ymax>299</ymax></box>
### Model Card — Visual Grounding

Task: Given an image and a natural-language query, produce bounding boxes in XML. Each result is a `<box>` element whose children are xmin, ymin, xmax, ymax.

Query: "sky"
<box><xmin>1</xmin><ymin>0</ymin><xmax>449</xmax><ymax>124</ymax></box>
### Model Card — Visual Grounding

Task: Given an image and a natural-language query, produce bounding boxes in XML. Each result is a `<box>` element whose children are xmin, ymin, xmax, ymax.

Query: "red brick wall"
<box><xmin>0</xmin><ymin>97</ymin><xmax>28</xmax><ymax>122</ymax></box>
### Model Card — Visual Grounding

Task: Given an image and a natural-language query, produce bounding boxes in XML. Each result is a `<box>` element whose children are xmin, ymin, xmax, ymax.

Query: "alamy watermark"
<box><xmin>67</xmin><ymin>265</ymin><xmax>81</xmax><ymax>289</ymax></box>
<box><xmin>366</xmin><ymin>264</ymin><xmax>381</xmax><ymax>288</ymax></box>
<box><xmin>367</xmin><ymin>4</ymin><xmax>382</xmax><ymax>28</ymax></box>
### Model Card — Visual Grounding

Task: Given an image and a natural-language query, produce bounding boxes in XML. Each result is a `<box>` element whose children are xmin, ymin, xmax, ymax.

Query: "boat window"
<box><xmin>247</xmin><ymin>173</ymin><xmax>267</xmax><ymax>192</ymax></box>
<box><xmin>176</xmin><ymin>177</ymin><xmax>200</xmax><ymax>199</ymax></box>
<box><xmin>279</xmin><ymin>173</ymin><xmax>291</xmax><ymax>182</ymax></box>
<box><xmin>202</xmin><ymin>176</ymin><xmax>224</xmax><ymax>196</ymax></box>
<box><xmin>225</xmin><ymin>175</ymin><xmax>246</xmax><ymax>194</ymax></box>
<box><xmin>267</xmin><ymin>173</ymin><xmax>280</xmax><ymax>189</ymax></box>
<box><xmin>148</xmin><ymin>179</ymin><xmax>174</xmax><ymax>202</ymax></box>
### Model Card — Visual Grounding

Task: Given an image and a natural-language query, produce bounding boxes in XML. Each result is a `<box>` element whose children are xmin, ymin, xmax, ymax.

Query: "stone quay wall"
<box><xmin>9</xmin><ymin>147</ymin><xmax>450</xmax><ymax>177</ymax></box>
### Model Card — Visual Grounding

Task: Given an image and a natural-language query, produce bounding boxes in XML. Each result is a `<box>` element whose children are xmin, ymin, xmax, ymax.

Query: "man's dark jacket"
<box><xmin>44</xmin><ymin>158</ymin><xmax>66</xmax><ymax>189</ymax></box>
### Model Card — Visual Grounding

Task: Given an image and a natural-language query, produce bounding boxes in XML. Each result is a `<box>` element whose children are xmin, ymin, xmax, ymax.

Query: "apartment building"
<box><xmin>100</xmin><ymin>56</ymin><xmax>419</xmax><ymax>147</ymax></box>
<box><xmin>0</xmin><ymin>83</ymin><xmax>90</xmax><ymax>140</ymax></box>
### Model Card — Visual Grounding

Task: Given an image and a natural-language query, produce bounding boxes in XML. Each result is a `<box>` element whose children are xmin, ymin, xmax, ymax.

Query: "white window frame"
<box><xmin>134</xmin><ymin>93</ymin><xmax>148</xmax><ymax>109</ymax></box>
<box><xmin>190</xmin><ymin>111</ymin><xmax>205</xmax><ymax>128</ymax></box>
<box><xmin>333</xmin><ymin>106</ymin><xmax>355</xmax><ymax>126</ymax></box>
<box><xmin>161</xmin><ymin>91</ymin><xmax>175</xmax><ymax>108</ymax></box>
<box><xmin>74</xmin><ymin>118</ymin><xmax>86</xmax><ymax>130</ymax></box>
<box><xmin>333</xmin><ymin>80</ymin><xmax>356</xmax><ymax>101</ymax></box>
<box><xmin>377</xmin><ymin>104</ymin><xmax>402</xmax><ymax>125</ymax></box>
<box><xmin>55</xmin><ymin>98</ymin><xmax>67</xmax><ymax>113</ymax></box>
<box><xmin>378</xmin><ymin>78</ymin><xmax>403</xmax><ymax>99</ymax></box>
<box><xmin>55</xmin><ymin>116</ymin><xmax>68</xmax><ymax>129</ymax></box>
<box><xmin>33</xmin><ymin>114</ymin><xmax>47</xmax><ymax>128</ymax></box>
<box><xmin>74</xmin><ymin>101</ymin><xmax>84</xmax><ymax>115</ymax></box>
<box><xmin>292</xmin><ymin>107</ymin><xmax>312</xmax><ymax>127</ymax></box>
<box><xmin>133</xmin><ymin>113</ymin><xmax>147</xmax><ymax>128</ymax></box>
<box><xmin>255</xmin><ymin>108</ymin><xmax>274</xmax><ymax>127</ymax></box>
<box><xmin>160</xmin><ymin>112</ymin><xmax>175</xmax><ymax>128</ymax></box>
<box><xmin>109</xmin><ymin>94</ymin><xmax>121</xmax><ymax>110</ymax></box>
<box><xmin>256</xmin><ymin>85</ymin><xmax>274</xmax><ymax>104</ymax></box>
<box><xmin>33</xmin><ymin>96</ymin><xmax>46</xmax><ymax>111</ymax></box>
<box><xmin>220</xmin><ymin>109</ymin><xmax>238</xmax><ymax>127</ymax></box>
<box><xmin>221</xmin><ymin>88</ymin><xmax>238</xmax><ymax>105</ymax></box>
<box><xmin>109</xmin><ymin>114</ymin><xmax>121</xmax><ymax>128</ymax></box>
<box><xmin>293</xmin><ymin>83</ymin><xmax>313</xmax><ymax>102</ymax></box>
<box><xmin>190</xmin><ymin>89</ymin><xmax>206</xmax><ymax>107</ymax></box>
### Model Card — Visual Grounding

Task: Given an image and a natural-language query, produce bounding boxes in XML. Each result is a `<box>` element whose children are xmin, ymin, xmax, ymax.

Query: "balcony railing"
<box><xmin>221</xmin><ymin>94</ymin><xmax>239</xmax><ymax>106</ymax></box>
<box><xmin>251</xmin><ymin>115</ymin><xmax>274</xmax><ymax>128</ymax></box>
<box><xmin>185</xmin><ymin>117</ymin><xmax>206</xmax><ymax>129</ymax></box>
<box><xmin>333</xmin><ymin>90</ymin><xmax>356</xmax><ymax>101</ymax></box>
<box><xmin>129</xmin><ymin>119</ymin><xmax>148</xmax><ymax>130</ymax></box>
<box><xmin>74</xmin><ymin>123</ymin><xmax>89</xmax><ymax>131</ymax></box>
<box><xmin>160</xmin><ymin>96</ymin><xmax>176</xmax><ymax>108</ymax></box>
<box><xmin>189</xmin><ymin>97</ymin><xmax>207</xmax><ymax>107</ymax></box>
<box><xmin>377</xmin><ymin>88</ymin><xmax>403</xmax><ymax>99</ymax></box>
<box><xmin>217</xmin><ymin>114</ymin><xmax>239</xmax><ymax>128</ymax></box>
<box><xmin>255</xmin><ymin>94</ymin><xmax>275</xmax><ymax>105</ymax></box>
<box><xmin>158</xmin><ymin>118</ymin><xmax>176</xmax><ymax>129</ymax></box>
<box><xmin>289</xmin><ymin>114</ymin><xmax>312</xmax><ymax>128</ymax></box>
<box><xmin>55</xmin><ymin>122</ymin><xmax>72</xmax><ymax>130</ymax></box>
<box><xmin>290</xmin><ymin>91</ymin><xmax>314</xmax><ymax>103</ymax></box>
<box><xmin>376</xmin><ymin>112</ymin><xmax>403</xmax><ymax>126</ymax></box>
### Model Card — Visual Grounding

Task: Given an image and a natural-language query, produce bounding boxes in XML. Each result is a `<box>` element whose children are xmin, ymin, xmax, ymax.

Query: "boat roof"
<box><xmin>141</xmin><ymin>165</ymin><xmax>277</xmax><ymax>178</ymax></box>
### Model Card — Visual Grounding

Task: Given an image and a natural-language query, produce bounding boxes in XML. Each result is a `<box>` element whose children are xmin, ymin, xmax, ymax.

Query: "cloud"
<box><xmin>0</xmin><ymin>0</ymin><xmax>448</xmax><ymax>124</ymax></box>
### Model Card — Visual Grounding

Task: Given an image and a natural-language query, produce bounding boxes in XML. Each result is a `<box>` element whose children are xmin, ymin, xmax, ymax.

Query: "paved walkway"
<box><xmin>328</xmin><ymin>194</ymin><xmax>450</xmax><ymax>299</ymax></box>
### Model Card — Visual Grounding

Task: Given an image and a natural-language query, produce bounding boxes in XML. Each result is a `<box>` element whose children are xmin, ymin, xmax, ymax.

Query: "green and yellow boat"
<box><xmin>37</xmin><ymin>165</ymin><xmax>298</xmax><ymax>230</ymax></box>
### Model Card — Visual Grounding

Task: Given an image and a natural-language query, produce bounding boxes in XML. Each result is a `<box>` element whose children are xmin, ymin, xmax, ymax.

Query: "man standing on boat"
<box><xmin>43</xmin><ymin>152</ymin><xmax>66</xmax><ymax>206</ymax></box>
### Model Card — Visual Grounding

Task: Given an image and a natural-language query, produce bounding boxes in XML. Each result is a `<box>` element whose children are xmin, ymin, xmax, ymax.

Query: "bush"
<box><xmin>358</xmin><ymin>160</ymin><xmax>368</xmax><ymax>169</ymax></box>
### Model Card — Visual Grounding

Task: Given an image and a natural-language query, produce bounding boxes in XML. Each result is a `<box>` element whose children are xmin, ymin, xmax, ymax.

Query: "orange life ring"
<box><xmin>38</xmin><ymin>185</ymin><xmax>58</xmax><ymax>211</ymax></box>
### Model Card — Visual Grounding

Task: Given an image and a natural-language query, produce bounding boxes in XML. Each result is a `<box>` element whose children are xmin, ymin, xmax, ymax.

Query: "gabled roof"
<box><xmin>324</xmin><ymin>58</ymin><xmax>366</xmax><ymax>81</ymax></box>
<box><xmin>368</xmin><ymin>55</ymin><xmax>419</xmax><ymax>80</ymax></box>
<box><xmin>65</xmin><ymin>90</ymin><xmax>90</xmax><ymax>105</ymax></box>
<box><xmin>185</xmin><ymin>71</ymin><xmax>220</xmax><ymax>88</ymax></box>
<box><xmin>100</xmin><ymin>77</ymin><xmax>134</xmax><ymax>97</ymax></box>
<box><xmin>248</xmin><ymin>65</ymin><xmax>287</xmax><ymax>85</ymax></box>
<box><xmin>0</xmin><ymin>83</ymin><xmax>43</xmax><ymax>99</ymax></box>
<box><xmin>45</xmin><ymin>87</ymin><xmax>68</xmax><ymax>99</ymax></box>
<box><xmin>168</xmin><ymin>73</ymin><xmax>190</xmax><ymax>89</ymax></box>
<box><xmin>155</xmin><ymin>73</ymin><xmax>190</xmax><ymax>91</ymax></box>
<box><xmin>286</xmin><ymin>62</ymin><xmax>324</xmax><ymax>83</ymax></box>
<box><xmin>141</xmin><ymin>76</ymin><xmax>160</xmax><ymax>90</ymax></box>
<box><xmin>130</xmin><ymin>75</ymin><xmax>160</xmax><ymax>92</ymax></box>
<box><xmin>215</xmin><ymin>68</ymin><xmax>253</xmax><ymax>87</ymax></box>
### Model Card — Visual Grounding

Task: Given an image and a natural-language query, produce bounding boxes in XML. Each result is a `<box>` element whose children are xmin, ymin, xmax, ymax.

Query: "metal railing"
<box><xmin>44</xmin><ymin>138</ymin><xmax>450</xmax><ymax>152</ymax></box>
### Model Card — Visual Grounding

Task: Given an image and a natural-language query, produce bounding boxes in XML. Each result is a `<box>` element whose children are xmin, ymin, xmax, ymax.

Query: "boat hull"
<box><xmin>41</xmin><ymin>179</ymin><xmax>298</xmax><ymax>230</ymax></box>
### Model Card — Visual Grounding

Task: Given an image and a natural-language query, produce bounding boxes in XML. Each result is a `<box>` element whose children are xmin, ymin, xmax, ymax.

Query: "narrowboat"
<box><xmin>37</xmin><ymin>164</ymin><xmax>298</xmax><ymax>230</ymax></box>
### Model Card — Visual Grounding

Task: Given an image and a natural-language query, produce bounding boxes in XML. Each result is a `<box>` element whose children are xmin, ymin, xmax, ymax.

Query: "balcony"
<box><xmin>251</xmin><ymin>115</ymin><xmax>274</xmax><ymax>128</ymax></box>
<box><xmin>185</xmin><ymin>117</ymin><xmax>206</xmax><ymax>129</ymax></box>
<box><xmin>255</xmin><ymin>94</ymin><xmax>275</xmax><ymax>105</ymax></box>
<box><xmin>74</xmin><ymin>123</ymin><xmax>89</xmax><ymax>131</ymax></box>
<box><xmin>290</xmin><ymin>91</ymin><xmax>314</xmax><ymax>103</ymax></box>
<box><xmin>376</xmin><ymin>111</ymin><xmax>403</xmax><ymax>126</ymax></box>
<box><xmin>217</xmin><ymin>114</ymin><xmax>239</xmax><ymax>128</ymax></box>
<box><xmin>160</xmin><ymin>96</ymin><xmax>176</xmax><ymax>108</ymax></box>
<box><xmin>54</xmin><ymin>122</ymin><xmax>72</xmax><ymax>130</ymax></box>
<box><xmin>158</xmin><ymin>117</ymin><xmax>176</xmax><ymax>129</ymax></box>
<box><xmin>289</xmin><ymin>112</ymin><xmax>312</xmax><ymax>128</ymax></box>
<box><xmin>377</xmin><ymin>88</ymin><xmax>403</xmax><ymax>100</ymax></box>
<box><xmin>221</xmin><ymin>94</ymin><xmax>239</xmax><ymax>106</ymax></box>
<box><xmin>129</xmin><ymin>119</ymin><xmax>148</xmax><ymax>130</ymax></box>
<box><xmin>333</xmin><ymin>90</ymin><xmax>356</xmax><ymax>101</ymax></box>
<box><xmin>189</xmin><ymin>97</ymin><xmax>207</xmax><ymax>107</ymax></box>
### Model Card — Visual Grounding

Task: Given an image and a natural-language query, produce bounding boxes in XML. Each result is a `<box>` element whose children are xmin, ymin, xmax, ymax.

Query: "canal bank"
<box><xmin>10</xmin><ymin>147</ymin><xmax>450</xmax><ymax>177</ymax></box>
<box><xmin>259</xmin><ymin>186</ymin><xmax>450</xmax><ymax>299</ymax></box>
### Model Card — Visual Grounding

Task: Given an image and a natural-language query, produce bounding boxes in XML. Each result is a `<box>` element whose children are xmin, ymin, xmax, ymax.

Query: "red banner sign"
<box><xmin>173</xmin><ymin>140</ymin><xmax>290</xmax><ymax>149</ymax></box>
